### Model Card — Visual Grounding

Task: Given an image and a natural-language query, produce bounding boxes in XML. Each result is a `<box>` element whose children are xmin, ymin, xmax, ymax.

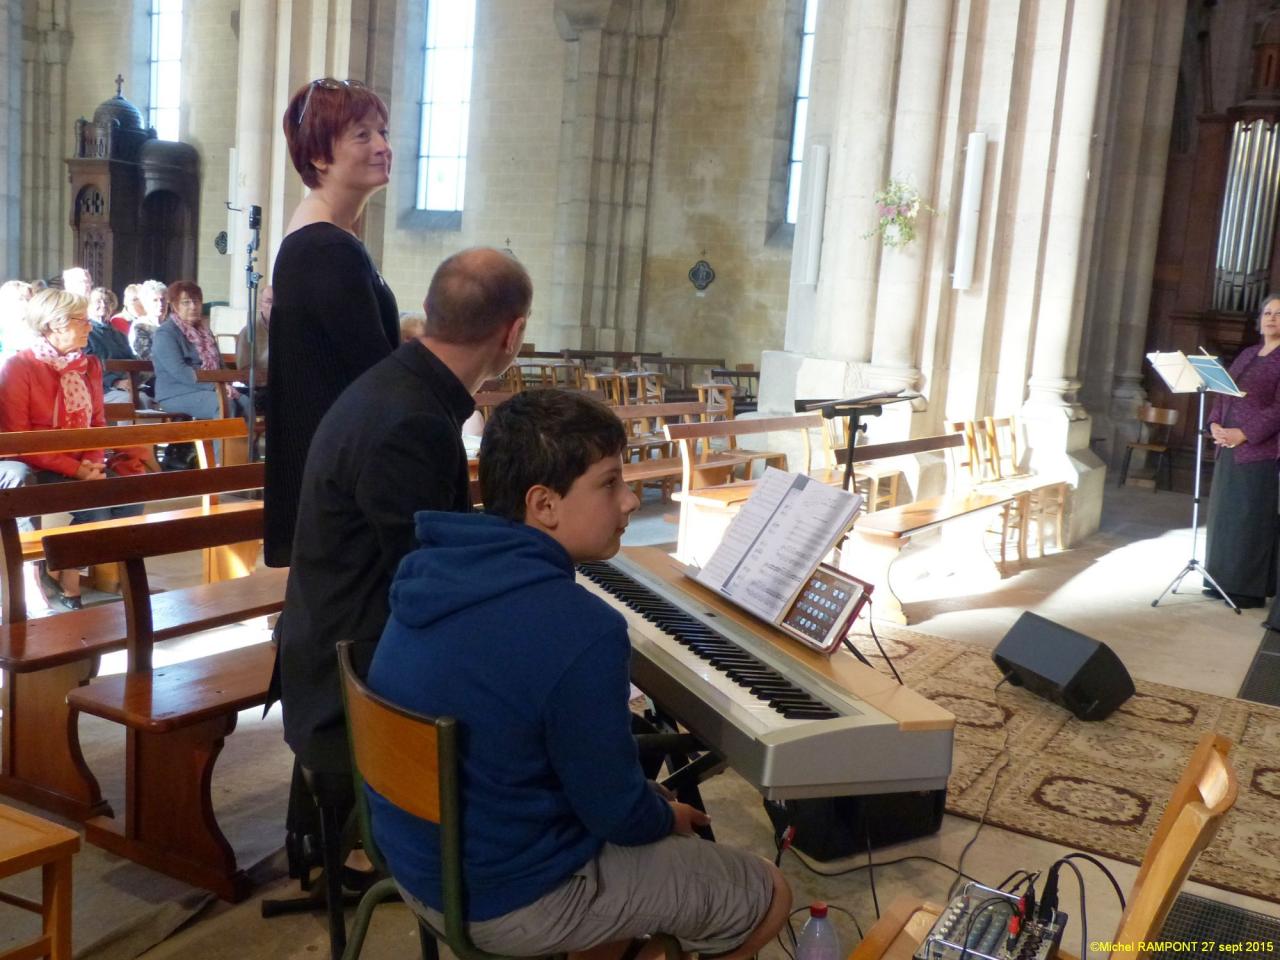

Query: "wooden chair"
<box><xmin>336</xmin><ymin>641</ymin><xmax>678</xmax><ymax>960</ymax></box>
<box><xmin>816</xmin><ymin>416</ymin><xmax>899</xmax><ymax>512</ymax></box>
<box><xmin>848</xmin><ymin>732</ymin><xmax>1238</xmax><ymax>959</ymax></box>
<box><xmin>585</xmin><ymin>371</ymin><xmax>626</xmax><ymax>406</ymax></box>
<box><xmin>0</xmin><ymin>802</ymin><xmax>80</xmax><ymax>960</ymax></box>
<box><xmin>983</xmin><ymin>416</ymin><xmax>1068</xmax><ymax>556</ymax></box>
<box><xmin>945</xmin><ymin>420</ymin><xmax>1027</xmax><ymax>569</ymax></box>
<box><xmin>1118</xmin><ymin>404</ymin><xmax>1178</xmax><ymax>491</ymax></box>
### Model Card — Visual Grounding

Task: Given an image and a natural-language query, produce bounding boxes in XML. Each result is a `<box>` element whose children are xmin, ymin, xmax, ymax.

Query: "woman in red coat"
<box><xmin>0</xmin><ymin>289</ymin><xmax>148</xmax><ymax>608</ymax></box>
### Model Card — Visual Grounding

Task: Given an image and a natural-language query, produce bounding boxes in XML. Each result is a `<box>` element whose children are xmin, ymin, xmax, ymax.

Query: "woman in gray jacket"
<box><xmin>152</xmin><ymin>280</ymin><xmax>247</xmax><ymax>420</ymax></box>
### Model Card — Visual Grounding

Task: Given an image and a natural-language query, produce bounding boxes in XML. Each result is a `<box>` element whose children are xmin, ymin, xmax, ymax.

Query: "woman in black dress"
<box><xmin>265</xmin><ymin>79</ymin><xmax>399</xmax><ymax>567</ymax></box>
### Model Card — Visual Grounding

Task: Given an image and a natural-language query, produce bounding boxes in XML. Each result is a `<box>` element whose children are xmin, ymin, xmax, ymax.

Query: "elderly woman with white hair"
<box><xmin>0</xmin><ymin>278</ymin><xmax>33</xmax><ymax>360</ymax></box>
<box><xmin>128</xmin><ymin>278</ymin><xmax>168</xmax><ymax>361</ymax></box>
<box><xmin>0</xmin><ymin>289</ymin><xmax>149</xmax><ymax>609</ymax></box>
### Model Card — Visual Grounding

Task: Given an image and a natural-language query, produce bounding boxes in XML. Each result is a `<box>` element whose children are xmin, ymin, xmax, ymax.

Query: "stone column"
<box><xmin>866</xmin><ymin>0</ymin><xmax>953</xmax><ymax>436</ymax></box>
<box><xmin>229</xmin><ymin>0</ymin><xmax>278</xmax><ymax>314</ymax></box>
<box><xmin>21</xmin><ymin>0</ymin><xmax>72</xmax><ymax>280</ymax></box>
<box><xmin>1107</xmin><ymin>1</ymin><xmax>1186</xmax><ymax>456</ymax></box>
<box><xmin>1078</xmin><ymin>2</ymin><xmax>1153</xmax><ymax>448</ymax></box>
<box><xmin>550</xmin><ymin>0</ymin><xmax>673</xmax><ymax>352</ymax></box>
<box><xmin>762</xmin><ymin>0</ymin><xmax>903</xmax><ymax>429</ymax></box>
<box><xmin>1025</xmin><ymin>1</ymin><xmax>1113</xmax><ymax>415</ymax></box>
<box><xmin>1021</xmin><ymin>0</ymin><xmax>1115</xmax><ymax>542</ymax></box>
<box><xmin>807</xmin><ymin>0</ymin><xmax>902</xmax><ymax>362</ymax></box>
<box><xmin>0</xmin><ymin>0</ymin><xmax>22</xmax><ymax>278</ymax></box>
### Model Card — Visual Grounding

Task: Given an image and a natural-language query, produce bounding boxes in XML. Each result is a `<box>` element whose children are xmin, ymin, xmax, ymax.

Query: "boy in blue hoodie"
<box><xmin>367</xmin><ymin>389</ymin><xmax>790</xmax><ymax>959</ymax></box>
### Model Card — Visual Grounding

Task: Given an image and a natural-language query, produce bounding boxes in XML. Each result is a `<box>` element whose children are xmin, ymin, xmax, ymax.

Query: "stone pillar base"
<box><xmin>1019</xmin><ymin>391</ymin><xmax>1107</xmax><ymax>545</ymax></box>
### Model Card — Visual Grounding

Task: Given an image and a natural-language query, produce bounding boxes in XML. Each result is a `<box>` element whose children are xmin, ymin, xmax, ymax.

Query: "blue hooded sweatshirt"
<box><xmin>366</xmin><ymin>511</ymin><xmax>675</xmax><ymax>921</ymax></box>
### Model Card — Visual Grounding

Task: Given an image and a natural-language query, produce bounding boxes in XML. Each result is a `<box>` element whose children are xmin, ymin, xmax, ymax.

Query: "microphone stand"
<box><xmin>1151</xmin><ymin>387</ymin><xmax>1240</xmax><ymax>613</ymax></box>
<box><xmin>244</xmin><ymin>205</ymin><xmax>262</xmax><ymax>462</ymax></box>
<box><xmin>795</xmin><ymin>392</ymin><xmax>914</xmax><ymax>490</ymax></box>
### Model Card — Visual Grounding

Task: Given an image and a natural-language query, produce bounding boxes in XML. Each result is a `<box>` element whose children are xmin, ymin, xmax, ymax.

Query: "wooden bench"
<box><xmin>0</xmin><ymin>418</ymin><xmax>255</xmax><ymax>620</ymax></box>
<box><xmin>0</xmin><ymin>464</ymin><xmax>283</xmax><ymax>823</ymax></box>
<box><xmin>47</xmin><ymin>506</ymin><xmax>280</xmax><ymax>901</ymax></box>
<box><xmin>837</xmin><ymin>432</ymin><xmax>1060</xmax><ymax>623</ymax></box>
<box><xmin>664</xmin><ymin>414</ymin><xmax>821</xmax><ymax>558</ymax></box>
<box><xmin>663</xmin><ymin>431</ymin><xmax>1018</xmax><ymax>624</ymax></box>
<box><xmin>611</xmin><ymin>401</ymin><xmax>735</xmax><ymax>498</ymax></box>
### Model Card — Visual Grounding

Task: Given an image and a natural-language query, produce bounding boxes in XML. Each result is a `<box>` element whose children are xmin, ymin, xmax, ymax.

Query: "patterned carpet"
<box><xmin>849</xmin><ymin>626</ymin><xmax>1280</xmax><ymax>906</ymax></box>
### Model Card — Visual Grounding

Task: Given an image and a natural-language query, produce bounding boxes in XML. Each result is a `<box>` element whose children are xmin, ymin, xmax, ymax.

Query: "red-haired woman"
<box><xmin>265</xmin><ymin>79</ymin><xmax>399</xmax><ymax>567</ymax></box>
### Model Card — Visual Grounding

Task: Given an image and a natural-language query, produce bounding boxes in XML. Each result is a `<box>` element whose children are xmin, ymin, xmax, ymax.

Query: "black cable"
<box><xmin>865</xmin><ymin>819</ymin><xmax>879</xmax><ymax>919</ymax></box>
<box><xmin>775</xmin><ymin>930</ymin><xmax>795</xmax><ymax>960</ymax></box>
<box><xmin>949</xmin><ymin>730</ymin><xmax>1011</xmax><ymax>900</ymax></box>
<box><xmin>826</xmin><ymin>904</ymin><xmax>864</xmax><ymax>940</ymax></box>
<box><xmin>1059</xmin><ymin>852</ymin><xmax>1126</xmax><ymax>910</ymax></box>
<box><xmin>1059</xmin><ymin>859</ymin><xmax>1088</xmax><ymax>960</ymax></box>
<box><xmin>997</xmin><ymin>869</ymin><xmax>1031</xmax><ymax>891</ymax></box>
<box><xmin>842</xmin><ymin>635</ymin><xmax>874</xmax><ymax>668</ymax></box>
<box><xmin>864</xmin><ymin>601</ymin><xmax>903</xmax><ymax>684</ymax></box>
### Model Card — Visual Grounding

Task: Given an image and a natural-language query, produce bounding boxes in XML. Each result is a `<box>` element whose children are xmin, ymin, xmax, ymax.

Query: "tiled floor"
<box><xmin>130</xmin><ymin>483</ymin><xmax>1280</xmax><ymax>960</ymax></box>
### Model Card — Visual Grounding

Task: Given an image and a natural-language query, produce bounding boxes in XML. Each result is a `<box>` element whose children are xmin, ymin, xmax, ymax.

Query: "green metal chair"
<box><xmin>335</xmin><ymin>640</ymin><xmax>681</xmax><ymax>960</ymax></box>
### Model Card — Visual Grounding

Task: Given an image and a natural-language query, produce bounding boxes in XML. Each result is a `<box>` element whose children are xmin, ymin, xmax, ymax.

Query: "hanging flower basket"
<box><xmin>865</xmin><ymin>179</ymin><xmax>933</xmax><ymax>249</ymax></box>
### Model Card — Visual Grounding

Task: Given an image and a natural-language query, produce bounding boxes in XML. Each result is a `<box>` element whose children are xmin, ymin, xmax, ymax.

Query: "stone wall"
<box><xmin>641</xmin><ymin>0</ymin><xmax>795</xmax><ymax>367</ymax></box>
<box><xmin>375</xmin><ymin>0</ymin><xmax>566</xmax><ymax>331</ymax></box>
<box><xmin>183</xmin><ymin>0</ymin><xmax>239</xmax><ymax>302</ymax></box>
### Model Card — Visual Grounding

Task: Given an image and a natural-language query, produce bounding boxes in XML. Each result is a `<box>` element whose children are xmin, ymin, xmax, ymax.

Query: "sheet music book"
<box><xmin>1146</xmin><ymin>351</ymin><xmax>1245</xmax><ymax>397</ymax></box>
<box><xmin>694</xmin><ymin>467</ymin><xmax>863</xmax><ymax>624</ymax></box>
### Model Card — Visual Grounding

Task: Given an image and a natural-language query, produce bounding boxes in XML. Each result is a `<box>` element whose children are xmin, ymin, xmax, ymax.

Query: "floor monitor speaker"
<box><xmin>992</xmin><ymin>611</ymin><xmax>1134</xmax><ymax>720</ymax></box>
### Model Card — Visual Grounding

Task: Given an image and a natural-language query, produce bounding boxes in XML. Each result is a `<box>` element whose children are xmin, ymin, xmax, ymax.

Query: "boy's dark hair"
<box><xmin>480</xmin><ymin>389</ymin><xmax>627</xmax><ymax>521</ymax></box>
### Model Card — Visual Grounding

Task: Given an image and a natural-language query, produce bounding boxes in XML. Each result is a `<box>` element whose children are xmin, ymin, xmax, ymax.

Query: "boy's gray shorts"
<box><xmin>401</xmin><ymin>834</ymin><xmax>775</xmax><ymax>956</ymax></box>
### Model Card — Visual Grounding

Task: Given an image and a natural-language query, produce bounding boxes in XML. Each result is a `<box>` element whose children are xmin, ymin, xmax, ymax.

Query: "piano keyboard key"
<box><xmin>578</xmin><ymin>561</ymin><xmax>839</xmax><ymax>721</ymax></box>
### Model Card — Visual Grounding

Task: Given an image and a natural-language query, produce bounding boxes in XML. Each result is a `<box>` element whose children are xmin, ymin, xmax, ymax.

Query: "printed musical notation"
<box><xmin>695</xmin><ymin>467</ymin><xmax>862</xmax><ymax>624</ymax></box>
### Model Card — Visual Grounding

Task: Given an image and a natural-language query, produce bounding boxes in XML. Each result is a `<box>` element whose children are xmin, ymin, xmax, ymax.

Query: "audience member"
<box><xmin>128</xmin><ymin>279</ymin><xmax>167</xmax><ymax>361</ymax></box>
<box><xmin>85</xmin><ymin>286</ymin><xmax>139</xmax><ymax>404</ymax></box>
<box><xmin>235</xmin><ymin>284</ymin><xmax>272</xmax><ymax>383</ymax></box>
<box><xmin>110</xmin><ymin>283</ymin><xmax>144</xmax><ymax>335</ymax></box>
<box><xmin>0</xmin><ymin>289</ymin><xmax>148</xmax><ymax>608</ymax></box>
<box><xmin>398</xmin><ymin>311</ymin><xmax>426</xmax><ymax>342</ymax></box>
<box><xmin>276</xmin><ymin>248</ymin><xmax>529</xmax><ymax>865</ymax></box>
<box><xmin>152</xmin><ymin>280</ymin><xmax>246</xmax><ymax>420</ymax></box>
<box><xmin>0</xmin><ymin>279</ymin><xmax>33</xmax><ymax>359</ymax></box>
<box><xmin>61</xmin><ymin>266</ymin><xmax>93</xmax><ymax>299</ymax></box>
<box><xmin>367</xmin><ymin>389</ymin><xmax>790</xmax><ymax>958</ymax></box>
<box><xmin>265</xmin><ymin>77</ymin><xmax>398</xmax><ymax>567</ymax></box>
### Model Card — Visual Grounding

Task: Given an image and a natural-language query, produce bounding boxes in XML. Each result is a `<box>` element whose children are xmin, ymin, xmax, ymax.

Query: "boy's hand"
<box><xmin>669</xmin><ymin>801</ymin><xmax>711</xmax><ymax>836</ymax></box>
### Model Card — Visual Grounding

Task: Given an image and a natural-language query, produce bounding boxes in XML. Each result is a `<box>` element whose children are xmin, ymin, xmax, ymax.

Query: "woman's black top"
<box><xmin>264</xmin><ymin>222</ymin><xmax>399</xmax><ymax>566</ymax></box>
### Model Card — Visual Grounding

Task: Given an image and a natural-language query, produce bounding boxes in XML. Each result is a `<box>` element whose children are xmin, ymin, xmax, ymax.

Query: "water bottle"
<box><xmin>795</xmin><ymin>902</ymin><xmax>841</xmax><ymax>960</ymax></box>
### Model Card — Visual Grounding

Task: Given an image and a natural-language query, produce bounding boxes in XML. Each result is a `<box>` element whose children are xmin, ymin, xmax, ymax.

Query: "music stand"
<box><xmin>1146</xmin><ymin>351</ymin><xmax>1245</xmax><ymax>613</ymax></box>
<box><xmin>794</xmin><ymin>391</ymin><xmax>917</xmax><ymax>491</ymax></box>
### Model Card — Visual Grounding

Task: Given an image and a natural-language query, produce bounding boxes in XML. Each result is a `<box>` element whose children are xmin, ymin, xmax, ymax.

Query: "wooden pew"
<box><xmin>611</xmin><ymin>401</ymin><xmax>733</xmax><ymax>498</ymax></box>
<box><xmin>47</xmin><ymin>506</ymin><xmax>280</xmax><ymax>901</ymax></box>
<box><xmin>661</xmin><ymin>430</ymin><xmax>1021</xmax><ymax>624</ymax></box>
<box><xmin>840</xmin><ymin>433</ymin><xmax>1025</xmax><ymax>623</ymax></box>
<box><xmin>0</xmin><ymin>417</ymin><xmax>246</xmax><ymax>461</ymax></box>
<box><xmin>0</xmin><ymin>464</ymin><xmax>283</xmax><ymax>823</ymax></box>
<box><xmin>664</xmin><ymin>414</ymin><xmax>820</xmax><ymax>558</ymax></box>
<box><xmin>0</xmin><ymin>419</ymin><xmax>254</xmax><ymax>618</ymax></box>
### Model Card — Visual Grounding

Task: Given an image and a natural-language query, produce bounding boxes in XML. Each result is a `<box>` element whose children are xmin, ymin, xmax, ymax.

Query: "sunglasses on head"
<box><xmin>294</xmin><ymin>78</ymin><xmax>368</xmax><ymax>126</ymax></box>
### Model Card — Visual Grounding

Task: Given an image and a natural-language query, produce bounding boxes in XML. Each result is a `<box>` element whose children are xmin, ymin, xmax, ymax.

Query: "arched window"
<box><xmin>416</xmin><ymin>0</ymin><xmax>476</xmax><ymax>213</ymax></box>
<box><xmin>785</xmin><ymin>0</ymin><xmax>818</xmax><ymax>224</ymax></box>
<box><xmin>148</xmin><ymin>0</ymin><xmax>182</xmax><ymax>140</ymax></box>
